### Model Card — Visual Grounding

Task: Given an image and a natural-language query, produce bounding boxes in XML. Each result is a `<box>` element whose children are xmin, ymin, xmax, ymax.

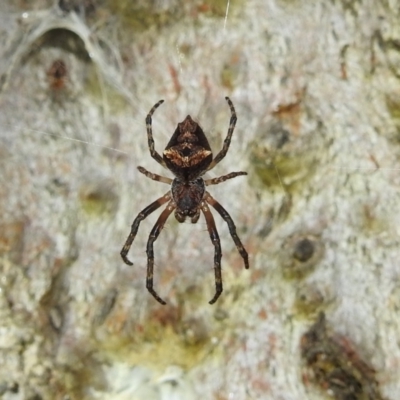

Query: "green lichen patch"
<box><xmin>83</xmin><ymin>63</ymin><xmax>130</xmax><ymax>113</ymax></box>
<box><xmin>92</xmin><ymin>301</ymin><xmax>214</xmax><ymax>373</ymax></box>
<box><xmin>79</xmin><ymin>177</ymin><xmax>119</xmax><ymax>216</ymax></box>
<box><xmin>249</xmin><ymin>121</ymin><xmax>318</xmax><ymax>192</ymax></box>
<box><xmin>386</xmin><ymin>94</ymin><xmax>400</xmax><ymax>121</ymax></box>
<box><xmin>293</xmin><ymin>284</ymin><xmax>326</xmax><ymax>317</ymax></box>
<box><xmin>106</xmin><ymin>0</ymin><xmax>241</xmax><ymax>35</ymax></box>
<box><xmin>220</xmin><ymin>52</ymin><xmax>242</xmax><ymax>90</ymax></box>
<box><xmin>106</xmin><ymin>1</ymin><xmax>184</xmax><ymax>33</ymax></box>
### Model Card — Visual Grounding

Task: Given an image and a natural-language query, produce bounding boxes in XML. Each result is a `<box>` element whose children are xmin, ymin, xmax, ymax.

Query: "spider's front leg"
<box><xmin>146</xmin><ymin>201</ymin><xmax>176</xmax><ymax>305</ymax></box>
<box><xmin>146</xmin><ymin>100</ymin><xmax>167</xmax><ymax>168</ymax></box>
<box><xmin>201</xmin><ymin>202</ymin><xmax>223</xmax><ymax>304</ymax></box>
<box><xmin>120</xmin><ymin>192</ymin><xmax>171</xmax><ymax>265</ymax></box>
<box><xmin>206</xmin><ymin>96</ymin><xmax>237</xmax><ymax>171</ymax></box>
<box><xmin>137</xmin><ymin>166</ymin><xmax>173</xmax><ymax>184</ymax></box>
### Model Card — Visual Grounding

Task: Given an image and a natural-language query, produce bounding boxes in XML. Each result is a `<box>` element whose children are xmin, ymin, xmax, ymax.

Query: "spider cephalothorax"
<box><xmin>121</xmin><ymin>97</ymin><xmax>249</xmax><ymax>305</ymax></box>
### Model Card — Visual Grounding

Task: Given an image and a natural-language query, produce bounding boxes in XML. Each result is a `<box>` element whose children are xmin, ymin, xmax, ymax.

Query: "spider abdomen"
<box><xmin>163</xmin><ymin>115</ymin><xmax>213</xmax><ymax>180</ymax></box>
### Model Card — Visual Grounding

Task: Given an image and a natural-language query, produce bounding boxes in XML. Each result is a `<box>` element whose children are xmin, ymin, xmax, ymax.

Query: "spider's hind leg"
<box><xmin>120</xmin><ymin>192</ymin><xmax>171</xmax><ymax>265</ymax></box>
<box><xmin>205</xmin><ymin>192</ymin><xmax>249</xmax><ymax>269</ymax></box>
<box><xmin>146</xmin><ymin>200</ymin><xmax>176</xmax><ymax>305</ymax></box>
<box><xmin>201</xmin><ymin>202</ymin><xmax>223</xmax><ymax>304</ymax></box>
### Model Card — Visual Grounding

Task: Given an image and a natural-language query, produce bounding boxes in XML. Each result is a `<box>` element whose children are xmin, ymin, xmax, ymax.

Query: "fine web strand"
<box><xmin>223</xmin><ymin>0</ymin><xmax>231</xmax><ymax>32</ymax></box>
<box><xmin>0</xmin><ymin>125</ymin><xmax>130</xmax><ymax>165</ymax></box>
<box><xmin>274</xmin><ymin>163</ymin><xmax>285</xmax><ymax>192</ymax></box>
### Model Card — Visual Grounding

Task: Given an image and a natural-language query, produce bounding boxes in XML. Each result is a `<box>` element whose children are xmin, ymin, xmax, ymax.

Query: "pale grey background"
<box><xmin>0</xmin><ymin>1</ymin><xmax>399</xmax><ymax>399</ymax></box>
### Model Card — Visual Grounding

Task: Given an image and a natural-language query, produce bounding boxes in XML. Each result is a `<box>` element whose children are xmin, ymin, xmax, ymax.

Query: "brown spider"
<box><xmin>120</xmin><ymin>97</ymin><xmax>249</xmax><ymax>305</ymax></box>
<box><xmin>47</xmin><ymin>59</ymin><xmax>68</xmax><ymax>90</ymax></box>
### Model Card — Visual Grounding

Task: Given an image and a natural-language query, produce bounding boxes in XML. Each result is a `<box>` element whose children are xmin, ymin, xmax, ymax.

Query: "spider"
<box><xmin>120</xmin><ymin>97</ymin><xmax>249</xmax><ymax>305</ymax></box>
<box><xmin>47</xmin><ymin>59</ymin><xmax>68</xmax><ymax>90</ymax></box>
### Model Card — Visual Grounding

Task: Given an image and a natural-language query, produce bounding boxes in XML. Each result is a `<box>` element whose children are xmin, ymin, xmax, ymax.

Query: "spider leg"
<box><xmin>206</xmin><ymin>96</ymin><xmax>237</xmax><ymax>171</ymax></box>
<box><xmin>137</xmin><ymin>166</ymin><xmax>173</xmax><ymax>184</ymax></box>
<box><xmin>205</xmin><ymin>192</ymin><xmax>249</xmax><ymax>269</ymax></box>
<box><xmin>120</xmin><ymin>192</ymin><xmax>171</xmax><ymax>265</ymax></box>
<box><xmin>201</xmin><ymin>202</ymin><xmax>223</xmax><ymax>304</ymax></box>
<box><xmin>205</xmin><ymin>171</ymin><xmax>247</xmax><ymax>186</ymax></box>
<box><xmin>146</xmin><ymin>100</ymin><xmax>167</xmax><ymax>168</ymax></box>
<box><xmin>146</xmin><ymin>200</ymin><xmax>176</xmax><ymax>305</ymax></box>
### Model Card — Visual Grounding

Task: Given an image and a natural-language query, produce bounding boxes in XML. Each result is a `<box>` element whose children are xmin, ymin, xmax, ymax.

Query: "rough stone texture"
<box><xmin>0</xmin><ymin>1</ymin><xmax>399</xmax><ymax>399</ymax></box>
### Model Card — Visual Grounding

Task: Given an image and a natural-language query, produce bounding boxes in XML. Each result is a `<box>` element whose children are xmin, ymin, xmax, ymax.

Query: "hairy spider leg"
<box><xmin>146</xmin><ymin>200</ymin><xmax>176</xmax><ymax>305</ymax></box>
<box><xmin>205</xmin><ymin>192</ymin><xmax>249</xmax><ymax>269</ymax></box>
<box><xmin>146</xmin><ymin>99</ymin><xmax>167</xmax><ymax>168</ymax></box>
<box><xmin>206</xmin><ymin>96</ymin><xmax>237</xmax><ymax>171</ymax></box>
<box><xmin>120</xmin><ymin>192</ymin><xmax>171</xmax><ymax>265</ymax></box>
<box><xmin>201</xmin><ymin>202</ymin><xmax>223</xmax><ymax>304</ymax></box>
<box><xmin>137</xmin><ymin>166</ymin><xmax>173</xmax><ymax>184</ymax></box>
<box><xmin>205</xmin><ymin>171</ymin><xmax>247</xmax><ymax>186</ymax></box>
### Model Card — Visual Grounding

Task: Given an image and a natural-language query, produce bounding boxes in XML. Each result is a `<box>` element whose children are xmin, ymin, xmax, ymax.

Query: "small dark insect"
<box><xmin>121</xmin><ymin>97</ymin><xmax>249</xmax><ymax>305</ymax></box>
<box><xmin>47</xmin><ymin>59</ymin><xmax>68</xmax><ymax>90</ymax></box>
